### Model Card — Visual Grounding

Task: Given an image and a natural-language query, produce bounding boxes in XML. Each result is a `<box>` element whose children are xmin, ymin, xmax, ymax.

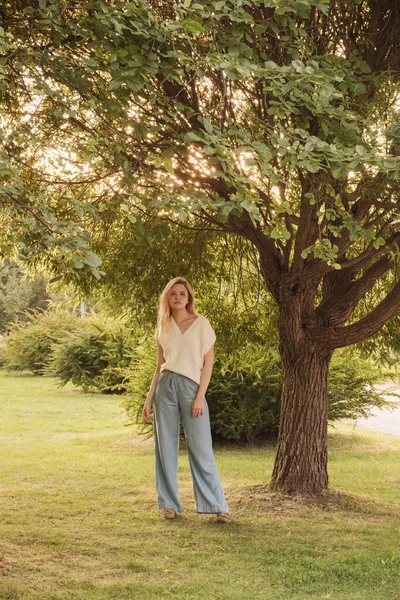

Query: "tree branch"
<box><xmin>292</xmin><ymin>172</ymin><xmax>320</xmax><ymax>271</ymax></box>
<box><xmin>316</xmin><ymin>254</ymin><xmax>394</xmax><ymax>326</ymax></box>
<box><xmin>322</xmin><ymin>279</ymin><xmax>400</xmax><ymax>350</ymax></box>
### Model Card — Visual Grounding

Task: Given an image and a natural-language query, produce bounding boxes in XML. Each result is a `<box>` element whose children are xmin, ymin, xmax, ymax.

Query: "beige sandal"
<box><xmin>160</xmin><ymin>508</ymin><xmax>176</xmax><ymax>519</ymax></box>
<box><xmin>216</xmin><ymin>512</ymin><xmax>231</xmax><ymax>523</ymax></box>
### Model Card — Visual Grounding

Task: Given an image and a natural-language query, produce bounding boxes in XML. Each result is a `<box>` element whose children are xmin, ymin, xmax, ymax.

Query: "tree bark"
<box><xmin>270</xmin><ymin>291</ymin><xmax>333</xmax><ymax>494</ymax></box>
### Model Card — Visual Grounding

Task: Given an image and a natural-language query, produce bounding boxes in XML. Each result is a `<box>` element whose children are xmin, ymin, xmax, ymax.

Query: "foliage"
<box><xmin>327</xmin><ymin>351</ymin><xmax>394</xmax><ymax>421</ymax></box>
<box><xmin>4</xmin><ymin>305</ymin><xmax>136</xmax><ymax>391</ymax></box>
<box><xmin>2</xmin><ymin>0</ymin><xmax>399</xmax><ymax>325</ymax></box>
<box><xmin>122</xmin><ymin>334</ymin><xmax>157</xmax><ymax>433</ymax></box>
<box><xmin>90</xmin><ymin>219</ymin><xmax>273</xmax><ymax>342</ymax></box>
<box><xmin>3</xmin><ymin>0</ymin><xmax>400</xmax><ymax>490</ymax></box>
<box><xmin>356</xmin><ymin>311</ymin><xmax>400</xmax><ymax>366</ymax></box>
<box><xmin>4</xmin><ymin>309</ymin><xmax>81</xmax><ymax>374</ymax></box>
<box><xmin>208</xmin><ymin>345</ymin><xmax>282</xmax><ymax>442</ymax></box>
<box><xmin>0</xmin><ymin>336</ymin><xmax>7</xmax><ymax>367</ymax></box>
<box><xmin>49</xmin><ymin>314</ymin><xmax>136</xmax><ymax>393</ymax></box>
<box><xmin>124</xmin><ymin>338</ymin><xmax>392</xmax><ymax>442</ymax></box>
<box><xmin>0</xmin><ymin>260</ymin><xmax>50</xmax><ymax>335</ymax></box>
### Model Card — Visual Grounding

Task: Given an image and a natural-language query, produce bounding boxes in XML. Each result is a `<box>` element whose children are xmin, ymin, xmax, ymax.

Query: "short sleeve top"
<box><xmin>158</xmin><ymin>315</ymin><xmax>216</xmax><ymax>384</ymax></box>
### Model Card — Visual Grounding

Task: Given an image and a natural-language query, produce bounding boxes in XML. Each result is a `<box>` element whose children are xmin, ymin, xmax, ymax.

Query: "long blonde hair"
<box><xmin>157</xmin><ymin>277</ymin><xmax>198</xmax><ymax>337</ymax></box>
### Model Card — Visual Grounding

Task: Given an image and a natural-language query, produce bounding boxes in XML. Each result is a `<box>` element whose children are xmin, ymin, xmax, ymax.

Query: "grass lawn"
<box><xmin>0</xmin><ymin>371</ymin><xmax>399</xmax><ymax>600</ymax></box>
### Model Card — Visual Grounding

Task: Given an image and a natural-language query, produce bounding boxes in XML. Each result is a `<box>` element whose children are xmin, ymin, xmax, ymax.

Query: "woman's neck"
<box><xmin>171</xmin><ymin>308</ymin><xmax>192</xmax><ymax>323</ymax></box>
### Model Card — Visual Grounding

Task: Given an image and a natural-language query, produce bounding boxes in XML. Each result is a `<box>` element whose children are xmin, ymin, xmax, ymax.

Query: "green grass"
<box><xmin>1</xmin><ymin>371</ymin><xmax>399</xmax><ymax>600</ymax></box>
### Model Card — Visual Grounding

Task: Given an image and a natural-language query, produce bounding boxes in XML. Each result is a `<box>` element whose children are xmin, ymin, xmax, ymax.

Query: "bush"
<box><xmin>208</xmin><ymin>345</ymin><xmax>282</xmax><ymax>442</ymax></box>
<box><xmin>122</xmin><ymin>335</ymin><xmax>157</xmax><ymax>433</ymax></box>
<box><xmin>49</xmin><ymin>315</ymin><xmax>135</xmax><ymax>393</ymax></box>
<box><xmin>0</xmin><ymin>337</ymin><xmax>8</xmax><ymax>367</ymax></box>
<box><xmin>0</xmin><ymin>260</ymin><xmax>50</xmax><ymax>336</ymax></box>
<box><xmin>328</xmin><ymin>352</ymin><xmax>390</xmax><ymax>421</ymax></box>
<box><xmin>123</xmin><ymin>341</ymin><xmax>393</xmax><ymax>443</ymax></box>
<box><xmin>5</xmin><ymin>310</ymin><xmax>81</xmax><ymax>374</ymax></box>
<box><xmin>4</xmin><ymin>309</ymin><xmax>136</xmax><ymax>393</ymax></box>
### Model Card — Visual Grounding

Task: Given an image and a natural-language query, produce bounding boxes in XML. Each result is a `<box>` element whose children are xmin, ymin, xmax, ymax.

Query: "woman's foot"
<box><xmin>160</xmin><ymin>508</ymin><xmax>176</xmax><ymax>519</ymax></box>
<box><xmin>216</xmin><ymin>512</ymin><xmax>231</xmax><ymax>523</ymax></box>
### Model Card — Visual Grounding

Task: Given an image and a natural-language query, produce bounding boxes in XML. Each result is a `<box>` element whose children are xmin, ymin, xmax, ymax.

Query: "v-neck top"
<box><xmin>158</xmin><ymin>315</ymin><xmax>216</xmax><ymax>384</ymax></box>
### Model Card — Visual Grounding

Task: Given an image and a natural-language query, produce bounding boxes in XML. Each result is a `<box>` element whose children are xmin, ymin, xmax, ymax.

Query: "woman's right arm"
<box><xmin>142</xmin><ymin>340</ymin><xmax>165</xmax><ymax>422</ymax></box>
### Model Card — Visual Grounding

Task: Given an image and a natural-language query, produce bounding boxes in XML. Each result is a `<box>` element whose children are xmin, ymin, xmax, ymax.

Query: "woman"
<box><xmin>142</xmin><ymin>277</ymin><xmax>230</xmax><ymax>523</ymax></box>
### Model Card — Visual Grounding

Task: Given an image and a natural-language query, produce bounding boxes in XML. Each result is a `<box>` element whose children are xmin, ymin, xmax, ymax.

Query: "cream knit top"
<box><xmin>158</xmin><ymin>315</ymin><xmax>216</xmax><ymax>385</ymax></box>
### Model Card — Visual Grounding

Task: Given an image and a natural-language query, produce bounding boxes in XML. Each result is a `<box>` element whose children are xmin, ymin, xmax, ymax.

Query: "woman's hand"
<box><xmin>191</xmin><ymin>396</ymin><xmax>204</xmax><ymax>419</ymax></box>
<box><xmin>142</xmin><ymin>397</ymin><xmax>153</xmax><ymax>422</ymax></box>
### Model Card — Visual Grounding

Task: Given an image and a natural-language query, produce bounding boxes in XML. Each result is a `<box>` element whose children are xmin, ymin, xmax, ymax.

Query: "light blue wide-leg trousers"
<box><xmin>153</xmin><ymin>370</ymin><xmax>228</xmax><ymax>514</ymax></box>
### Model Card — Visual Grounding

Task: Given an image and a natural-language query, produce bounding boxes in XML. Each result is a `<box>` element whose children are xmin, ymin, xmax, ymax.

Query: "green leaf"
<box><xmin>373</xmin><ymin>237</ymin><xmax>386</xmax><ymax>249</ymax></box>
<box><xmin>281</xmin><ymin>82</ymin><xmax>293</xmax><ymax>94</ymax></box>
<box><xmin>304</xmin><ymin>192</ymin><xmax>316</xmax><ymax>205</ymax></box>
<box><xmin>306</xmin><ymin>163</ymin><xmax>321</xmax><ymax>173</ymax></box>
<box><xmin>276</xmin><ymin>201</ymin><xmax>293</xmax><ymax>215</ymax></box>
<box><xmin>332</xmin><ymin>164</ymin><xmax>346</xmax><ymax>179</ymax></box>
<box><xmin>271</xmin><ymin>224</ymin><xmax>290</xmax><ymax>240</ymax></box>
<box><xmin>184</xmin><ymin>131</ymin><xmax>204</xmax><ymax>143</ymax></box>
<box><xmin>163</xmin><ymin>157</ymin><xmax>174</xmax><ymax>174</ymax></box>
<box><xmin>109</xmin><ymin>79</ymin><xmax>122</xmax><ymax>91</ymax></box>
<box><xmin>83</xmin><ymin>254</ymin><xmax>102</xmax><ymax>268</ymax></box>
<box><xmin>91</xmin><ymin>268</ymin><xmax>102</xmax><ymax>280</ymax></box>
<box><xmin>292</xmin><ymin>60</ymin><xmax>304</xmax><ymax>72</ymax></box>
<box><xmin>184</xmin><ymin>19</ymin><xmax>205</xmax><ymax>34</ymax></box>
<box><xmin>203</xmin><ymin>145</ymin><xmax>215</xmax><ymax>155</ymax></box>
<box><xmin>220</xmin><ymin>204</ymin><xmax>235</xmax><ymax>216</ymax></box>
<box><xmin>270</xmin><ymin>21</ymin><xmax>280</xmax><ymax>35</ymax></box>
<box><xmin>73</xmin><ymin>257</ymin><xmax>84</xmax><ymax>269</ymax></box>
<box><xmin>240</xmin><ymin>199</ymin><xmax>258</xmax><ymax>215</ymax></box>
<box><xmin>202</xmin><ymin>118</ymin><xmax>213</xmax><ymax>134</ymax></box>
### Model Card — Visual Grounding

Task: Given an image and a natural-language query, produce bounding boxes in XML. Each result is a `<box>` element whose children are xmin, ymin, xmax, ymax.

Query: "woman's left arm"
<box><xmin>191</xmin><ymin>346</ymin><xmax>214</xmax><ymax>419</ymax></box>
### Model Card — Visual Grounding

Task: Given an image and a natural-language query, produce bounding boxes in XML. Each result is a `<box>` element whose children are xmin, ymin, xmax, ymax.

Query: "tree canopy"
<box><xmin>2</xmin><ymin>0</ymin><xmax>400</xmax><ymax>330</ymax></box>
<box><xmin>1</xmin><ymin>0</ymin><xmax>400</xmax><ymax>492</ymax></box>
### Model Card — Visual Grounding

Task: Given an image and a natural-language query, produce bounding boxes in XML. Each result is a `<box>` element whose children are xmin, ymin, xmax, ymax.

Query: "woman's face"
<box><xmin>168</xmin><ymin>284</ymin><xmax>189</xmax><ymax>310</ymax></box>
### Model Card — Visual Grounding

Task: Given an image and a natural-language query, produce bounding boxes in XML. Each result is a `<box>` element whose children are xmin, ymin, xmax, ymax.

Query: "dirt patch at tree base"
<box><xmin>230</xmin><ymin>484</ymin><xmax>399</xmax><ymax>519</ymax></box>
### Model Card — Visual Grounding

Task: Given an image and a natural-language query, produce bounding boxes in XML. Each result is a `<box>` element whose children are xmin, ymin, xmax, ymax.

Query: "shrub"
<box><xmin>0</xmin><ymin>337</ymin><xmax>8</xmax><ymax>367</ymax></box>
<box><xmin>328</xmin><ymin>352</ymin><xmax>391</xmax><ymax>421</ymax></box>
<box><xmin>207</xmin><ymin>345</ymin><xmax>282</xmax><ymax>442</ymax></box>
<box><xmin>122</xmin><ymin>335</ymin><xmax>157</xmax><ymax>433</ymax></box>
<box><xmin>5</xmin><ymin>310</ymin><xmax>81</xmax><ymax>374</ymax></box>
<box><xmin>49</xmin><ymin>315</ymin><xmax>135</xmax><ymax>393</ymax></box>
<box><xmin>0</xmin><ymin>260</ymin><xmax>50</xmax><ymax>336</ymax></box>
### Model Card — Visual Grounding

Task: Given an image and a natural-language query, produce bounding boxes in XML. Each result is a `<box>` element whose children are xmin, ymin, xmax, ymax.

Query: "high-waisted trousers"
<box><xmin>153</xmin><ymin>370</ymin><xmax>228</xmax><ymax>514</ymax></box>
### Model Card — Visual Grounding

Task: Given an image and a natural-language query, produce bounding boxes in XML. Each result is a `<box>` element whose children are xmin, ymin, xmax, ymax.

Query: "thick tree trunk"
<box><xmin>270</xmin><ymin>293</ymin><xmax>333</xmax><ymax>494</ymax></box>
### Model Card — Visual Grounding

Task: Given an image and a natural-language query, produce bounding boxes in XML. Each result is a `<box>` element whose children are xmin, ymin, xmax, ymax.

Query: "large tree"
<box><xmin>1</xmin><ymin>0</ymin><xmax>400</xmax><ymax>492</ymax></box>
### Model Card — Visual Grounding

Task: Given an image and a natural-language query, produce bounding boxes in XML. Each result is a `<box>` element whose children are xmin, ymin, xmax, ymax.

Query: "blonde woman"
<box><xmin>142</xmin><ymin>277</ymin><xmax>230</xmax><ymax>523</ymax></box>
